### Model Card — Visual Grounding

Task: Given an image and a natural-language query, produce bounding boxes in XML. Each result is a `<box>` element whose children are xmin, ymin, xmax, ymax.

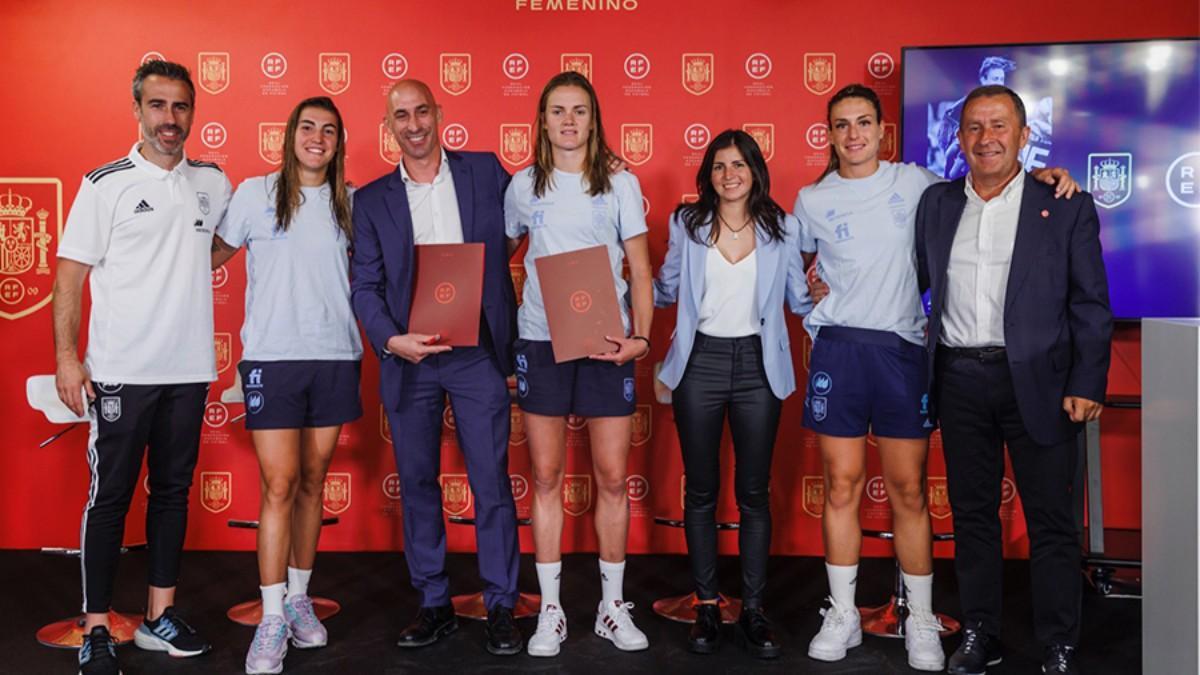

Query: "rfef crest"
<box><xmin>439</xmin><ymin>474</ymin><xmax>472</xmax><ymax>515</ymax></box>
<box><xmin>681</xmin><ymin>53</ymin><xmax>714</xmax><ymax>96</ymax></box>
<box><xmin>802</xmin><ymin>475</ymin><xmax>825</xmax><ymax>517</ymax></box>
<box><xmin>562</xmin><ymin>475</ymin><xmax>592</xmax><ymax>516</ymax></box>
<box><xmin>379</xmin><ymin>123</ymin><xmax>403</xmax><ymax>165</ymax></box>
<box><xmin>803</xmin><ymin>53</ymin><xmax>837</xmax><ymax>95</ymax></box>
<box><xmin>880</xmin><ymin>122</ymin><xmax>898</xmax><ymax>161</ymax></box>
<box><xmin>200</xmin><ymin>471</ymin><xmax>232</xmax><ymax>513</ymax></box>
<box><xmin>509</xmin><ymin>404</ymin><xmax>527</xmax><ymax>445</ymax></box>
<box><xmin>928</xmin><ymin>477</ymin><xmax>951</xmax><ymax>520</ymax></box>
<box><xmin>742</xmin><ymin>123</ymin><xmax>775</xmax><ymax>162</ymax></box>
<box><xmin>323</xmin><ymin>472</ymin><xmax>352</xmax><ymax>514</ymax></box>
<box><xmin>560</xmin><ymin>53</ymin><xmax>593</xmax><ymax>82</ymax></box>
<box><xmin>440</xmin><ymin>54</ymin><xmax>472</xmax><ymax>96</ymax></box>
<box><xmin>258</xmin><ymin>123</ymin><xmax>287</xmax><ymax>165</ymax></box>
<box><xmin>500</xmin><ymin>124</ymin><xmax>532</xmax><ymax>166</ymax></box>
<box><xmin>631</xmin><ymin>404</ymin><xmax>651</xmax><ymax>446</ymax></box>
<box><xmin>1088</xmin><ymin>153</ymin><xmax>1133</xmax><ymax>209</ymax></box>
<box><xmin>621</xmin><ymin>124</ymin><xmax>653</xmax><ymax>167</ymax></box>
<box><xmin>214</xmin><ymin>332</ymin><xmax>233</xmax><ymax>374</ymax></box>
<box><xmin>0</xmin><ymin>179</ymin><xmax>60</xmax><ymax>320</ymax></box>
<box><xmin>197</xmin><ymin>52</ymin><xmax>230</xmax><ymax>95</ymax></box>
<box><xmin>318</xmin><ymin>53</ymin><xmax>351</xmax><ymax>95</ymax></box>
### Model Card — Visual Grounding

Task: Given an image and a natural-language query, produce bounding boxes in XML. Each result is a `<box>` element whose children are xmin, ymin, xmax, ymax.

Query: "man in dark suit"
<box><xmin>916</xmin><ymin>85</ymin><xmax>1112</xmax><ymax>675</ymax></box>
<box><xmin>351</xmin><ymin>79</ymin><xmax>522</xmax><ymax>656</ymax></box>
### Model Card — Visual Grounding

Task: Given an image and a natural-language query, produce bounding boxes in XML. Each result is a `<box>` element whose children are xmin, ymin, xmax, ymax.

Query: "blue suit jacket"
<box><xmin>654</xmin><ymin>212</ymin><xmax>810</xmax><ymax>400</ymax></box>
<box><xmin>350</xmin><ymin>151</ymin><xmax>517</xmax><ymax>411</ymax></box>
<box><xmin>916</xmin><ymin>173</ymin><xmax>1113</xmax><ymax>446</ymax></box>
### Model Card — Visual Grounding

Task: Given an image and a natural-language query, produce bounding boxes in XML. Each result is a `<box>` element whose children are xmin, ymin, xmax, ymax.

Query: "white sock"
<box><xmin>287</xmin><ymin>567</ymin><xmax>312</xmax><ymax>600</ymax></box>
<box><xmin>902</xmin><ymin>571</ymin><xmax>934</xmax><ymax>615</ymax></box>
<box><xmin>826</xmin><ymin>562</ymin><xmax>858</xmax><ymax>610</ymax></box>
<box><xmin>599</xmin><ymin>558</ymin><xmax>626</xmax><ymax>606</ymax></box>
<box><xmin>261</xmin><ymin>582</ymin><xmax>286</xmax><ymax>618</ymax></box>
<box><xmin>536</xmin><ymin>561</ymin><xmax>562</xmax><ymax>609</ymax></box>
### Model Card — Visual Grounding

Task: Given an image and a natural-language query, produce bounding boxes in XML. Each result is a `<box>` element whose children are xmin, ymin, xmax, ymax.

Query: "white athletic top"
<box><xmin>58</xmin><ymin>144</ymin><xmax>232</xmax><ymax>384</ymax></box>
<box><xmin>697</xmin><ymin>247</ymin><xmax>760</xmax><ymax>337</ymax></box>
<box><xmin>794</xmin><ymin>161</ymin><xmax>940</xmax><ymax>346</ymax></box>
<box><xmin>215</xmin><ymin>174</ymin><xmax>363</xmax><ymax>362</ymax></box>
<box><xmin>504</xmin><ymin>168</ymin><xmax>648</xmax><ymax>341</ymax></box>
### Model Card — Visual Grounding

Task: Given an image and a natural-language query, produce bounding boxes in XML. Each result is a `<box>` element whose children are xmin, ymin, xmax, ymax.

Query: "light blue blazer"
<box><xmin>654</xmin><ymin>212</ymin><xmax>811</xmax><ymax>400</ymax></box>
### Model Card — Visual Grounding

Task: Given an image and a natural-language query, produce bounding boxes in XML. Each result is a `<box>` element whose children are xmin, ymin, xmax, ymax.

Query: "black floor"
<box><xmin>1</xmin><ymin>551</ymin><xmax>1140</xmax><ymax>674</ymax></box>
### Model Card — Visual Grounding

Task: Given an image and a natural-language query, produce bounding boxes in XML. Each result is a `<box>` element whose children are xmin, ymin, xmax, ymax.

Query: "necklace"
<box><xmin>717</xmin><ymin>212</ymin><xmax>753</xmax><ymax>240</ymax></box>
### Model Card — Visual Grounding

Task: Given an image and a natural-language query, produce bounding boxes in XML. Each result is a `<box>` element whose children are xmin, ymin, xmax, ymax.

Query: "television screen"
<box><xmin>902</xmin><ymin>39</ymin><xmax>1200</xmax><ymax>319</ymax></box>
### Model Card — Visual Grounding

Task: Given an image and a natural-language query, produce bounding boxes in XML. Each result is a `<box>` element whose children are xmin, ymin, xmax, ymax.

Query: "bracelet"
<box><xmin>631</xmin><ymin>335</ymin><xmax>651</xmax><ymax>349</ymax></box>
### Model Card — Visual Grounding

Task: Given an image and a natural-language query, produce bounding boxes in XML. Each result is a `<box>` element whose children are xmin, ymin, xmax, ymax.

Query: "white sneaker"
<box><xmin>594</xmin><ymin>600</ymin><xmax>649</xmax><ymax>651</ymax></box>
<box><xmin>807</xmin><ymin>597</ymin><xmax>862</xmax><ymax>662</ymax></box>
<box><xmin>904</xmin><ymin>609</ymin><xmax>946</xmax><ymax>671</ymax></box>
<box><xmin>527</xmin><ymin>604</ymin><xmax>567</xmax><ymax>657</ymax></box>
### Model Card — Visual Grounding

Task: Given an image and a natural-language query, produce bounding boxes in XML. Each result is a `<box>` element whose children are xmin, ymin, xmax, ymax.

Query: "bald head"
<box><xmin>385</xmin><ymin>79</ymin><xmax>442</xmax><ymax>163</ymax></box>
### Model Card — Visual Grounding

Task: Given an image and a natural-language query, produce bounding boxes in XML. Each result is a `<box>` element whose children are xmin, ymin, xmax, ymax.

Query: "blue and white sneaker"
<box><xmin>133</xmin><ymin>606</ymin><xmax>210</xmax><ymax>657</ymax></box>
<box><xmin>284</xmin><ymin>594</ymin><xmax>328</xmax><ymax>648</ymax></box>
<box><xmin>78</xmin><ymin>625</ymin><xmax>121</xmax><ymax>675</ymax></box>
<box><xmin>245</xmin><ymin>614</ymin><xmax>289</xmax><ymax>674</ymax></box>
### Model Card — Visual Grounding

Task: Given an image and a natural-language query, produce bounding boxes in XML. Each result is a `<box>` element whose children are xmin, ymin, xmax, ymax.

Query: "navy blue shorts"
<box><xmin>513</xmin><ymin>339</ymin><xmax>636</xmax><ymax>417</ymax></box>
<box><xmin>238</xmin><ymin>360</ymin><xmax>363</xmax><ymax>430</ymax></box>
<box><xmin>801</xmin><ymin>327</ymin><xmax>932</xmax><ymax>439</ymax></box>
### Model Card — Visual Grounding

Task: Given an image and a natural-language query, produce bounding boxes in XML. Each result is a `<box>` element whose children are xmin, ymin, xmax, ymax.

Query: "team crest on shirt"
<box><xmin>197</xmin><ymin>192</ymin><xmax>211</xmax><ymax>215</ymax></box>
<box><xmin>1087</xmin><ymin>153</ymin><xmax>1133</xmax><ymax>209</ymax></box>
<box><xmin>318</xmin><ymin>53</ymin><xmax>351</xmax><ymax>95</ymax></box>
<box><xmin>621</xmin><ymin>124</ymin><xmax>653</xmax><ymax>166</ymax></box>
<box><xmin>681</xmin><ymin>54</ymin><xmax>714</xmax><ymax>96</ymax></box>
<box><xmin>927</xmin><ymin>477</ymin><xmax>951</xmax><ymax>520</ymax></box>
<box><xmin>631</xmin><ymin>404</ymin><xmax>651</xmax><ymax>446</ymax></box>
<box><xmin>213</xmin><ymin>333</ymin><xmax>233</xmax><ymax>374</ymax></box>
<box><xmin>100</xmin><ymin>396</ymin><xmax>121</xmax><ymax>422</ymax></box>
<box><xmin>803</xmin><ymin>53</ymin><xmax>836</xmax><ymax>95</ymax></box>
<box><xmin>379</xmin><ymin>123</ymin><xmax>403</xmax><ymax>165</ymax></box>
<box><xmin>562</xmin><ymin>475</ymin><xmax>592</xmax><ymax>516</ymax></box>
<box><xmin>560</xmin><ymin>53</ymin><xmax>593</xmax><ymax>81</ymax></box>
<box><xmin>258</xmin><ymin>123</ymin><xmax>287</xmax><ymax>165</ymax></box>
<box><xmin>200</xmin><ymin>471</ymin><xmax>232</xmax><ymax>513</ymax></box>
<box><xmin>741</xmin><ymin>123</ymin><xmax>775</xmax><ymax>162</ymax></box>
<box><xmin>323</xmin><ymin>472</ymin><xmax>352</xmax><ymax>514</ymax></box>
<box><xmin>509</xmin><ymin>405</ymin><xmax>527</xmax><ymax>445</ymax></box>
<box><xmin>197</xmin><ymin>53</ymin><xmax>230</xmax><ymax>95</ymax></box>
<box><xmin>439</xmin><ymin>54</ymin><xmax>472</xmax><ymax>96</ymax></box>
<box><xmin>500</xmin><ymin>124</ymin><xmax>532</xmax><ymax>166</ymax></box>
<box><xmin>0</xmin><ymin>180</ymin><xmax>60</xmax><ymax>320</ymax></box>
<box><xmin>802</xmin><ymin>475</ymin><xmax>825</xmax><ymax>517</ymax></box>
<box><xmin>439</xmin><ymin>474</ymin><xmax>472</xmax><ymax>515</ymax></box>
<box><xmin>880</xmin><ymin>122</ymin><xmax>898</xmax><ymax>161</ymax></box>
<box><xmin>888</xmin><ymin>192</ymin><xmax>908</xmax><ymax>228</ymax></box>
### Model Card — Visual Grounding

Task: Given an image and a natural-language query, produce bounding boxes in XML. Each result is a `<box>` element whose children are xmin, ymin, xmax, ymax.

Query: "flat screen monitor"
<box><xmin>902</xmin><ymin>39</ymin><xmax>1200</xmax><ymax>319</ymax></box>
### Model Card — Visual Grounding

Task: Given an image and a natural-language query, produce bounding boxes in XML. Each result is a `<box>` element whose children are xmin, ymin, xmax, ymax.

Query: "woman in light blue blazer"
<box><xmin>654</xmin><ymin>129</ymin><xmax>809</xmax><ymax>658</ymax></box>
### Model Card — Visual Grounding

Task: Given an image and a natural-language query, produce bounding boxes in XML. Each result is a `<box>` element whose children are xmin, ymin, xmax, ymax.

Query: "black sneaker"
<box><xmin>133</xmin><ymin>606</ymin><xmax>211</xmax><ymax>657</ymax></box>
<box><xmin>1042</xmin><ymin>644</ymin><xmax>1079</xmax><ymax>674</ymax></box>
<box><xmin>947</xmin><ymin>623</ymin><xmax>1003</xmax><ymax>675</ymax></box>
<box><xmin>485</xmin><ymin>605</ymin><xmax>523</xmax><ymax>656</ymax></box>
<box><xmin>79</xmin><ymin>625</ymin><xmax>120</xmax><ymax>675</ymax></box>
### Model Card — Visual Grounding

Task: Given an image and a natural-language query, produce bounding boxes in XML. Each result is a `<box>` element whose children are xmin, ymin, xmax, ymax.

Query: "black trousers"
<box><xmin>935</xmin><ymin>349</ymin><xmax>1081</xmax><ymax>646</ymax></box>
<box><xmin>672</xmin><ymin>334</ymin><xmax>781</xmax><ymax>608</ymax></box>
<box><xmin>81</xmin><ymin>382</ymin><xmax>208</xmax><ymax>613</ymax></box>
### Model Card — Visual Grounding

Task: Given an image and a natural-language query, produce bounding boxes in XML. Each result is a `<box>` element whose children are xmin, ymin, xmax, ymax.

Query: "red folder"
<box><xmin>535</xmin><ymin>245</ymin><xmax>624</xmax><ymax>363</ymax></box>
<box><xmin>408</xmin><ymin>243</ymin><xmax>485</xmax><ymax>346</ymax></box>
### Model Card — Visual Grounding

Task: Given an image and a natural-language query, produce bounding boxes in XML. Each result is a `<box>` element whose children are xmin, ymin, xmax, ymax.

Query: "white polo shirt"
<box><xmin>57</xmin><ymin>143</ymin><xmax>232</xmax><ymax>384</ymax></box>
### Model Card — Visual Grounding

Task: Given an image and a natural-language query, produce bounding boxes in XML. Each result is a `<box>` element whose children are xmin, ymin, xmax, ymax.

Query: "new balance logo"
<box><xmin>134</xmin><ymin>200</ymin><xmax>154</xmax><ymax>214</ymax></box>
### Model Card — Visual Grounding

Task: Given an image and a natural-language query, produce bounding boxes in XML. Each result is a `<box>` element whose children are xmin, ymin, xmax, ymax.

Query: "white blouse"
<box><xmin>697</xmin><ymin>246</ymin><xmax>760</xmax><ymax>337</ymax></box>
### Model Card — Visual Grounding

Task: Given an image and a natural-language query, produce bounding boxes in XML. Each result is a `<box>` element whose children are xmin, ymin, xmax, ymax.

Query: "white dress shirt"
<box><xmin>399</xmin><ymin>150</ymin><xmax>464</xmax><ymax>244</ymax></box>
<box><xmin>940</xmin><ymin>170</ymin><xmax>1025</xmax><ymax>348</ymax></box>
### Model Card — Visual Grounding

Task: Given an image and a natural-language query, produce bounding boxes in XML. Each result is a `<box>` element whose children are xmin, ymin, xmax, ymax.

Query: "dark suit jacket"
<box><xmin>916</xmin><ymin>173</ymin><xmax>1113</xmax><ymax>447</ymax></box>
<box><xmin>350</xmin><ymin>150</ymin><xmax>517</xmax><ymax>411</ymax></box>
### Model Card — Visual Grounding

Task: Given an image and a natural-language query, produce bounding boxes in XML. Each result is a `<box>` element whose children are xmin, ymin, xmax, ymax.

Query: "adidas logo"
<box><xmin>888</xmin><ymin>193</ymin><xmax>904</xmax><ymax>205</ymax></box>
<box><xmin>133</xmin><ymin>199</ymin><xmax>154</xmax><ymax>214</ymax></box>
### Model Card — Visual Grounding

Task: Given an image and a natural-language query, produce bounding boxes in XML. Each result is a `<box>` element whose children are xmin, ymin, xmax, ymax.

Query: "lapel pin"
<box><xmin>1040</xmin><ymin>209</ymin><xmax>1050</xmax><ymax>218</ymax></box>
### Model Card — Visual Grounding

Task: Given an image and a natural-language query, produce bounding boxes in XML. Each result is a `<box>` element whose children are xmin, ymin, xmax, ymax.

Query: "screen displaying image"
<box><xmin>902</xmin><ymin>39</ymin><xmax>1200</xmax><ymax>319</ymax></box>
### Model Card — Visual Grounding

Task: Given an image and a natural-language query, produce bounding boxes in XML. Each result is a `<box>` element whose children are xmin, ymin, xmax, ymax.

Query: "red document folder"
<box><xmin>534</xmin><ymin>245</ymin><xmax>624</xmax><ymax>363</ymax></box>
<box><xmin>408</xmin><ymin>243</ymin><xmax>485</xmax><ymax>346</ymax></box>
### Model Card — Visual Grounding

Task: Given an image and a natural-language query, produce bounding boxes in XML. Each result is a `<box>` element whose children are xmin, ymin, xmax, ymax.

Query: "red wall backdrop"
<box><xmin>1</xmin><ymin>1</ymin><xmax>1188</xmax><ymax>556</ymax></box>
